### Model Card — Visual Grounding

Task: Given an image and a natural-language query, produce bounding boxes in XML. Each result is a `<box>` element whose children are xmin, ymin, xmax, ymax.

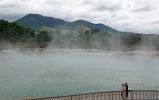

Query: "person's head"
<box><xmin>125</xmin><ymin>82</ymin><xmax>128</xmax><ymax>85</ymax></box>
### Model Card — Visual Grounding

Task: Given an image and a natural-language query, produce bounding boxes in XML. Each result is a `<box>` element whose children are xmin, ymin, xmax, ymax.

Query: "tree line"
<box><xmin>0</xmin><ymin>19</ymin><xmax>52</xmax><ymax>47</ymax></box>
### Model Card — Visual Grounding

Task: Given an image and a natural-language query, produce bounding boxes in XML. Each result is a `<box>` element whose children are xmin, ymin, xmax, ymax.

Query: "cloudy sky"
<box><xmin>0</xmin><ymin>0</ymin><xmax>159</xmax><ymax>34</ymax></box>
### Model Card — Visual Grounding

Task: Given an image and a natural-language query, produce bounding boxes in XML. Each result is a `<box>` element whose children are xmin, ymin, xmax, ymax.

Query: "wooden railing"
<box><xmin>23</xmin><ymin>90</ymin><xmax>159</xmax><ymax>100</ymax></box>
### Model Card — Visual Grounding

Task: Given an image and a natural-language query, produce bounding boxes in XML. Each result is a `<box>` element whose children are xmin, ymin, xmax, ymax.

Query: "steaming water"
<box><xmin>0</xmin><ymin>49</ymin><xmax>159</xmax><ymax>100</ymax></box>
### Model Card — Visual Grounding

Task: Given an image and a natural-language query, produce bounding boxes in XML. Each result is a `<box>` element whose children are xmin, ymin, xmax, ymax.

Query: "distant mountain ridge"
<box><xmin>1</xmin><ymin>14</ymin><xmax>159</xmax><ymax>51</ymax></box>
<box><xmin>15</xmin><ymin>14</ymin><xmax>117</xmax><ymax>32</ymax></box>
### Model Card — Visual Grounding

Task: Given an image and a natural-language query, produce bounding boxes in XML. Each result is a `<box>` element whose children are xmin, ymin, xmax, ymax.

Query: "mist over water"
<box><xmin>0</xmin><ymin>49</ymin><xmax>159</xmax><ymax>100</ymax></box>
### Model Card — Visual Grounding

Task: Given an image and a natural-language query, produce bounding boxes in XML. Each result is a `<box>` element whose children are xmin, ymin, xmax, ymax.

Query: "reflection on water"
<box><xmin>0</xmin><ymin>49</ymin><xmax>159</xmax><ymax>100</ymax></box>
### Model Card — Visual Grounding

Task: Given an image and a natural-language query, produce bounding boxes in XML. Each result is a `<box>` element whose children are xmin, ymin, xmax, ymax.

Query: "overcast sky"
<box><xmin>0</xmin><ymin>0</ymin><xmax>159</xmax><ymax>34</ymax></box>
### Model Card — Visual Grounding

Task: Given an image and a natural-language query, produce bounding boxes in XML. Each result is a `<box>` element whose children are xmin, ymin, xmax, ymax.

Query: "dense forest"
<box><xmin>0</xmin><ymin>19</ymin><xmax>52</xmax><ymax>48</ymax></box>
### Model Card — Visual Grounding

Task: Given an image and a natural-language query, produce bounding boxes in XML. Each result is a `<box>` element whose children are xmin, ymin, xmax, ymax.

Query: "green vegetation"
<box><xmin>121</xmin><ymin>33</ymin><xmax>143</xmax><ymax>49</ymax></box>
<box><xmin>36</xmin><ymin>30</ymin><xmax>52</xmax><ymax>44</ymax></box>
<box><xmin>0</xmin><ymin>19</ymin><xmax>52</xmax><ymax>48</ymax></box>
<box><xmin>0</xmin><ymin>19</ymin><xmax>34</xmax><ymax>42</ymax></box>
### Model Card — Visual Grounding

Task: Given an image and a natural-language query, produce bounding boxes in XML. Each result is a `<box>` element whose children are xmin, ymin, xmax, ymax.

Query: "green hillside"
<box><xmin>0</xmin><ymin>19</ymin><xmax>52</xmax><ymax>48</ymax></box>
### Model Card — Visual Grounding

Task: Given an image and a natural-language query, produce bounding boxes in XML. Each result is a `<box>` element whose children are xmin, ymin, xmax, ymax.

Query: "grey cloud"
<box><xmin>20</xmin><ymin>0</ymin><xmax>27</xmax><ymax>1</ymax></box>
<box><xmin>129</xmin><ymin>0</ymin><xmax>157</xmax><ymax>13</ymax></box>
<box><xmin>0</xmin><ymin>3</ymin><xmax>21</xmax><ymax>8</ymax></box>
<box><xmin>44</xmin><ymin>0</ymin><xmax>63</xmax><ymax>5</ymax></box>
<box><xmin>148</xmin><ymin>20</ymin><xmax>159</xmax><ymax>25</ymax></box>
<box><xmin>131</xmin><ymin>4</ymin><xmax>153</xmax><ymax>12</ymax></box>
<box><xmin>94</xmin><ymin>4</ymin><xmax>121</xmax><ymax>12</ymax></box>
<box><xmin>84</xmin><ymin>0</ymin><xmax>122</xmax><ymax>12</ymax></box>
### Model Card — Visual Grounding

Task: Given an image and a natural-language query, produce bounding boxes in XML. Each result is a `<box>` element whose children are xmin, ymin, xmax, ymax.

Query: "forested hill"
<box><xmin>14</xmin><ymin>14</ymin><xmax>159</xmax><ymax>51</ymax></box>
<box><xmin>15</xmin><ymin>14</ymin><xmax>117</xmax><ymax>32</ymax></box>
<box><xmin>1</xmin><ymin>14</ymin><xmax>159</xmax><ymax>51</ymax></box>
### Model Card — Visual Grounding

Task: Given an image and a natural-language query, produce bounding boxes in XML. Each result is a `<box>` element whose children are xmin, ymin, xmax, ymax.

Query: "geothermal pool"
<box><xmin>0</xmin><ymin>49</ymin><xmax>159</xmax><ymax>100</ymax></box>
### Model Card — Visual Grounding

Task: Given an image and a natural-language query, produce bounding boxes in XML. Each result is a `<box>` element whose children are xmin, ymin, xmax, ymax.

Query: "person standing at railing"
<box><xmin>125</xmin><ymin>82</ymin><xmax>128</xmax><ymax>100</ymax></box>
<box><xmin>121</xmin><ymin>84</ymin><xmax>125</xmax><ymax>100</ymax></box>
<box><xmin>121</xmin><ymin>82</ymin><xmax>128</xmax><ymax>100</ymax></box>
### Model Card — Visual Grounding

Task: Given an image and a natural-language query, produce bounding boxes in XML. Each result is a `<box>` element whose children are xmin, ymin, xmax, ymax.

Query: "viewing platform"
<box><xmin>23</xmin><ymin>90</ymin><xmax>159</xmax><ymax>100</ymax></box>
